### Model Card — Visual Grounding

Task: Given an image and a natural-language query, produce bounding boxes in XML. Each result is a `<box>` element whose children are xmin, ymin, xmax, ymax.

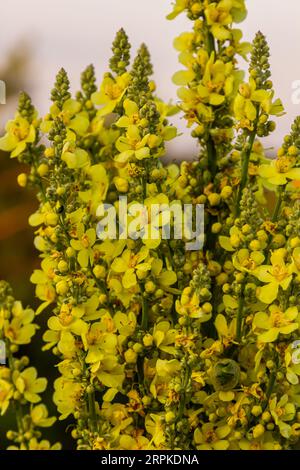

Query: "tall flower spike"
<box><xmin>0</xmin><ymin>280</ymin><xmax>13</xmax><ymax>307</ymax></box>
<box><xmin>239</xmin><ymin>187</ymin><xmax>263</xmax><ymax>229</ymax></box>
<box><xmin>127</xmin><ymin>45</ymin><xmax>153</xmax><ymax>107</ymax></box>
<box><xmin>249</xmin><ymin>31</ymin><xmax>271</xmax><ymax>90</ymax></box>
<box><xmin>281</xmin><ymin>116</ymin><xmax>300</xmax><ymax>155</ymax></box>
<box><xmin>18</xmin><ymin>92</ymin><xmax>36</xmax><ymax>123</ymax></box>
<box><xmin>80</xmin><ymin>64</ymin><xmax>97</xmax><ymax>100</ymax></box>
<box><xmin>136</xmin><ymin>43</ymin><xmax>153</xmax><ymax>78</ymax></box>
<box><xmin>109</xmin><ymin>28</ymin><xmax>131</xmax><ymax>76</ymax></box>
<box><xmin>50</xmin><ymin>68</ymin><xmax>71</xmax><ymax>110</ymax></box>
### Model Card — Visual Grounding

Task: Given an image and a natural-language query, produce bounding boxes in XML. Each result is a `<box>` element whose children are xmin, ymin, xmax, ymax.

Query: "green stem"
<box><xmin>7</xmin><ymin>344</ymin><xmax>28</xmax><ymax>449</ymax></box>
<box><xmin>236</xmin><ymin>280</ymin><xmax>246</xmax><ymax>342</ymax></box>
<box><xmin>207</xmin><ymin>31</ymin><xmax>215</xmax><ymax>55</ymax></box>
<box><xmin>88</xmin><ymin>391</ymin><xmax>97</xmax><ymax>433</ymax></box>
<box><xmin>176</xmin><ymin>364</ymin><xmax>190</xmax><ymax>424</ymax></box>
<box><xmin>271</xmin><ymin>187</ymin><xmax>283</xmax><ymax>222</ymax></box>
<box><xmin>141</xmin><ymin>294</ymin><xmax>149</xmax><ymax>330</ymax></box>
<box><xmin>205</xmin><ymin>26</ymin><xmax>217</xmax><ymax>181</ymax></box>
<box><xmin>265</xmin><ymin>186</ymin><xmax>285</xmax><ymax>263</ymax></box>
<box><xmin>207</xmin><ymin>134</ymin><xmax>217</xmax><ymax>180</ymax></box>
<box><xmin>235</xmin><ymin>128</ymin><xmax>257</xmax><ymax>215</ymax></box>
<box><xmin>263</xmin><ymin>371</ymin><xmax>276</xmax><ymax>410</ymax></box>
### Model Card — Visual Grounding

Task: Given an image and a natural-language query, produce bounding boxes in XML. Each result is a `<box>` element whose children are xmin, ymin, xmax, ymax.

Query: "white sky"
<box><xmin>2</xmin><ymin>0</ymin><xmax>300</xmax><ymax>158</ymax></box>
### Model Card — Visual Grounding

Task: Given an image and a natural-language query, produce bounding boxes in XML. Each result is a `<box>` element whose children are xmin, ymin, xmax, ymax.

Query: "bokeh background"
<box><xmin>1</xmin><ymin>0</ymin><xmax>300</xmax><ymax>448</ymax></box>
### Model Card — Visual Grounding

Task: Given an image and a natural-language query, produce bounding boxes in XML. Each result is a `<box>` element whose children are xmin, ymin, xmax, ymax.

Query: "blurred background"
<box><xmin>0</xmin><ymin>0</ymin><xmax>299</xmax><ymax>448</ymax></box>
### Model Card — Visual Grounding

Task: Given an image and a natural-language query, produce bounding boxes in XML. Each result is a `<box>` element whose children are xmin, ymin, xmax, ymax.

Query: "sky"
<box><xmin>1</xmin><ymin>0</ymin><xmax>300</xmax><ymax>158</ymax></box>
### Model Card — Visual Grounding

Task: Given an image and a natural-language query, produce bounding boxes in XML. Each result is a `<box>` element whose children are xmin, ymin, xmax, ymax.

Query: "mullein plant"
<box><xmin>0</xmin><ymin>0</ymin><xmax>300</xmax><ymax>451</ymax></box>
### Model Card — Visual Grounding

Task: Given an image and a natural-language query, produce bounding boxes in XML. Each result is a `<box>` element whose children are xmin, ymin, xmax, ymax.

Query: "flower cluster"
<box><xmin>0</xmin><ymin>0</ymin><xmax>300</xmax><ymax>451</ymax></box>
<box><xmin>0</xmin><ymin>281</ymin><xmax>60</xmax><ymax>450</ymax></box>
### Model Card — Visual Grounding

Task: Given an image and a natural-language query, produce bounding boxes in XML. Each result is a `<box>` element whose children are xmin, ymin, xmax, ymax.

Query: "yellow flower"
<box><xmin>70</xmin><ymin>224</ymin><xmax>97</xmax><ymax>268</ymax></box>
<box><xmin>119</xmin><ymin>434</ymin><xmax>152</xmax><ymax>450</ymax></box>
<box><xmin>215</xmin><ymin>314</ymin><xmax>237</xmax><ymax>347</ymax></box>
<box><xmin>234</xmin><ymin>79</ymin><xmax>272</xmax><ymax>129</ymax></box>
<box><xmin>145</xmin><ymin>413</ymin><xmax>166</xmax><ymax>448</ymax></box>
<box><xmin>85</xmin><ymin>319</ymin><xmax>117</xmax><ymax>364</ymax></box>
<box><xmin>41</xmin><ymin>99</ymin><xmax>89</xmax><ymax>136</ymax></box>
<box><xmin>253</xmin><ymin>305</ymin><xmax>298</xmax><ymax>343</ymax></box>
<box><xmin>111</xmin><ymin>246</ymin><xmax>152</xmax><ymax>289</ymax></box>
<box><xmin>167</xmin><ymin>0</ymin><xmax>190</xmax><ymax>20</ymax></box>
<box><xmin>53</xmin><ymin>377</ymin><xmax>84</xmax><ymax>419</ymax></box>
<box><xmin>30</xmin><ymin>257</ymin><xmax>56</xmax><ymax>313</ymax></box>
<box><xmin>151</xmin><ymin>259</ymin><xmax>177</xmax><ymax>288</ymax></box>
<box><xmin>153</xmin><ymin>321</ymin><xmax>177</xmax><ymax>355</ymax></box>
<box><xmin>252</xmin><ymin>249</ymin><xmax>294</xmax><ymax>304</ymax></box>
<box><xmin>259</xmin><ymin>158</ymin><xmax>300</xmax><ymax>186</ymax></box>
<box><xmin>176</xmin><ymin>287</ymin><xmax>212</xmax><ymax>321</ymax></box>
<box><xmin>150</xmin><ymin>359</ymin><xmax>181</xmax><ymax>404</ymax></box>
<box><xmin>0</xmin><ymin>114</ymin><xmax>36</xmax><ymax>157</ymax></box>
<box><xmin>13</xmin><ymin>367</ymin><xmax>47</xmax><ymax>403</ymax></box>
<box><xmin>30</xmin><ymin>404</ymin><xmax>57</xmax><ymax>427</ymax></box>
<box><xmin>233</xmin><ymin>248</ymin><xmax>265</xmax><ymax>272</ymax></box>
<box><xmin>175</xmin><ymin>52</ymin><xmax>238</xmax><ymax>108</ymax></box>
<box><xmin>205</xmin><ymin>0</ymin><xmax>247</xmax><ymax>41</ymax></box>
<box><xmin>127</xmin><ymin>194</ymin><xmax>177</xmax><ymax>249</ymax></box>
<box><xmin>61</xmin><ymin>139</ymin><xmax>90</xmax><ymax>169</ymax></box>
<box><xmin>219</xmin><ymin>226</ymin><xmax>244</xmax><ymax>251</ymax></box>
<box><xmin>91</xmin><ymin>72</ymin><xmax>130</xmax><ymax>116</ymax></box>
<box><xmin>46</xmin><ymin>305</ymin><xmax>88</xmax><ymax>356</ymax></box>
<box><xmin>115</xmin><ymin>99</ymin><xmax>142</xmax><ymax>128</ymax></box>
<box><xmin>115</xmin><ymin>125</ymin><xmax>150</xmax><ymax>163</ymax></box>
<box><xmin>3</xmin><ymin>301</ymin><xmax>37</xmax><ymax>345</ymax></box>
<box><xmin>269</xmin><ymin>394</ymin><xmax>295</xmax><ymax>438</ymax></box>
<box><xmin>114</xmin><ymin>311</ymin><xmax>137</xmax><ymax>338</ymax></box>
<box><xmin>284</xmin><ymin>344</ymin><xmax>300</xmax><ymax>385</ymax></box>
<box><xmin>27</xmin><ymin>438</ymin><xmax>62</xmax><ymax>450</ymax></box>
<box><xmin>0</xmin><ymin>377</ymin><xmax>13</xmax><ymax>415</ymax></box>
<box><xmin>194</xmin><ymin>422</ymin><xmax>231</xmax><ymax>450</ymax></box>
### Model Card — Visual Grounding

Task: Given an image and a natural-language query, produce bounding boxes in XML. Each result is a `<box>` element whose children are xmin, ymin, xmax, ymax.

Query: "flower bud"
<box><xmin>252</xmin><ymin>424</ymin><xmax>265</xmax><ymax>439</ymax></box>
<box><xmin>124</xmin><ymin>349</ymin><xmax>137</xmax><ymax>364</ymax></box>
<box><xmin>56</xmin><ymin>280</ymin><xmax>69</xmax><ymax>295</ymax></box>
<box><xmin>113</xmin><ymin>177</ymin><xmax>128</xmax><ymax>193</ymax></box>
<box><xmin>220</xmin><ymin>186</ymin><xmax>232</xmax><ymax>199</ymax></box>
<box><xmin>93</xmin><ymin>265</ymin><xmax>106</xmax><ymax>279</ymax></box>
<box><xmin>37</xmin><ymin>163</ymin><xmax>49</xmax><ymax>177</ymax></box>
<box><xmin>208</xmin><ymin>193</ymin><xmax>221</xmax><ymax>206</ymax></box>
<box><xmin>58</xmin><ymin>260</ymin><xmax>68</xmax><ymax>273</ymax></box>
<box><xmin>17</xmin><ymin>173</ymin><xmax>27</xmax><ymax>187</ymax></box>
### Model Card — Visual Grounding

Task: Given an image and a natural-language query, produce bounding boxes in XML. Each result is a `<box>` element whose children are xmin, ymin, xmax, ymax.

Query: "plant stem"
<box><xmin>263</xmin><ymin>370</ymin><xmax>276</xmax><ymax>410</ymax></box>
<box><xmin>7</xmin><ymin>343</ymin><xmax>28</xmax><ymax>449</ymax></box>
<box><xmin>141</xmin><ymin>294</ymin><xmax>149</xmax><ymax>330</ymax></box>
<box><xmin>88</xmin><ymin>390</ymin><xmax>97</xmax><ymax>432</ymax></box>
<box><xmin>176</xmin><ymin>364</ymin><xmax>190</xmax><ymax>423</ymax></box>
<box><xmin>236</xmin><ymin>280</ymin><xmax>246</xmax><ymax>342</ymax></box>
<box><xmin>235</xmin><ymin>128</ymin><xmax>257</xmax><ymax>215</ymax></box>
<box><xmin>207</xmin><ymin>134</ymin><xmax>217</xmax><ymax>180</ymax></box>
<box><xmin>272</xmin><ymin>187</ymin><xmax>283</xmax><ymax>222</ymax></box>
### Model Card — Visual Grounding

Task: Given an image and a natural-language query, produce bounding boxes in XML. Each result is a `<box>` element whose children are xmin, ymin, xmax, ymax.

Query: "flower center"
<box><xmin>12</xmin><ymin>122</ymin><xmax>29</xmax><ymax>141</ymax></box>
<box><xmin>270</xmin><ymin>311</ymin><xmax>287</xmax><ymax>328</ymax></box>
<box><xmin>81</xmin><ymin>234</ymin><xmax>90</xmax><ymax>248</ymax></box>
<box><xmin>59</xmin><ymin>312</ymin><xmax>73</xmax><ymax>326</ymax></box>
<box><xmin>275</xmin><ymin>157</ymin><xmax>294</xmax><ymax>173</ymax></box>
<box><xmin>105</xmin><ymin>84</ymin><xmax>122</xmax><ymax>100</ymax></box>
<box><xmin>271</xmin><ymin>264</ymin><xmax>288</xmax><ymax>282</ymax></box>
